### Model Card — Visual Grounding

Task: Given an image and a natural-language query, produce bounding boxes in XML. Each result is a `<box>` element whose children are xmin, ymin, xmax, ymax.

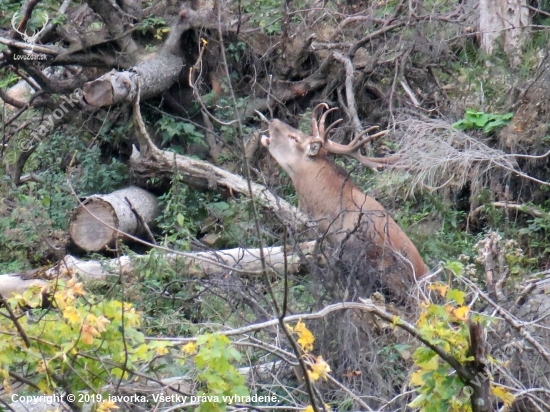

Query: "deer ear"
<box><xmin>307</xmin><ymin>141</ymin><xmax>322</xmax><ymax>156</ymax></box>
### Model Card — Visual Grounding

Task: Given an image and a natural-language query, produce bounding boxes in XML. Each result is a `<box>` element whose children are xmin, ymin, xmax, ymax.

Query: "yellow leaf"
<box><xmin>419</xmin><ymin>354</ymin><xmax>439</xmax><ymax>371</ymax></box>
<box><xmin>63</xmin><ymin>306</ymin><xmax>81</xmax><ymax>325</ymax></box>
<box><xmin>492</xmin><ymin>386</ymin><xmax>515</xmax><ymax>406</ymax></box>
<box><xmin>156</xmin><ymin>346</ymin><xmax>170</xmax><ymax>356</ymax></box>
<box><xmin>36</xmin><ymin>360</ymin><xmax>47</xmax><ymax>373</ymax></box>
<box><xmin>71</xmin><ymin>282</ymin><xmax>87</xmax><ymax>296</ymax></box>
<box><xmin>308</xmin><ymin>355</ymin><xmax>331</xmax><ymax>381</ymax></box>
<box><xmin>308</xmin><ymin>370</ymin><xmax>320</xmax><ymax>381</ymax></box>
<box><xmin>292</xmin><ymin>320</ymin><xmax>315</xmax><ymax>353</ymax></box>
<box><xmin>444</xmin><ymin>304</ymin><xmax>454</xmax><ymax>313</ymax></box>
<box><xmin>181</xmin><ymin>342</ymin><xmax>197</xmax><ymax>354</ymax></box>
<box><xmin>2</xmin><ymin>377</ymin><xmax>12</xmax><ymax>394</ymax></box>
<box><xmin>97</xmin><ymin>400</ymin><xmax>119</xmax><ymax>412</ymax></box>
<box><xmin>453</xmin><ymin>306</ymin><xmax>470</xmax><ymax>321</ymax></box>
<box><xmin>55</xmin><ymin>293</ymin><xmax>68</xmax><ymax>309</ymax></box>
<box><xmin>409</xmin><ymin>370</ymin><xmax>425</xmax><ymax>386</ymax></box>
<box><xmin>428</xmin><ymin>282</ymin><xmax>449</xmax><ymax>297</ymax></box>
<box><xmin>303</xmin><ymin>406</ymin><xmax>314</xmax><ymax>412</ymax></box>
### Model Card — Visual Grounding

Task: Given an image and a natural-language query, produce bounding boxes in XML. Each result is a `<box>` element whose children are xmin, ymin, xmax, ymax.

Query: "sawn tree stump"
<box><xmin>69</xmin><ymin>186</ymin><xmax>158</xmax><ymax>251</ymax></box>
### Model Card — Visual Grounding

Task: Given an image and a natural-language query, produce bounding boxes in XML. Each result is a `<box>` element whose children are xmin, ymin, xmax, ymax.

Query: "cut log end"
<box><xmin>69</xmin><ymin>186</ymin><xmax>159</xmax><ymax>252</ymax></box>
<box><xmin>69</xmin><ymin>199</ymin><xmax>118</xmax><ymax>251</ymax></box>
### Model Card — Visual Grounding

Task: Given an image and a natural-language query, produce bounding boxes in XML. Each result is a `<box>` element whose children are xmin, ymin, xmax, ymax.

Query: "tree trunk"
<box><xmin>479</xmin><ymin>0</ymin><xmax>529</xmax><ymax>64</ymax></box>
<box><xmin>69</xmin><ymin>186</ymin><xmax>158</xmax><ymax>251</ymax></box>
<box><xmin>82</xmin><ymin>52</ymin><xmax>184</xmax><ymax>106</ymax></box>
<box><xmin>0</xmin><ymin>241</ymin><xmax>317</xmax><ymax>297</ymax></box>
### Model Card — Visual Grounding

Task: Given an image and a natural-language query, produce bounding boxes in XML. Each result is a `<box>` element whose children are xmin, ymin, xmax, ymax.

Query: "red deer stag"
<box><xmin>258</xmin><ymin>104</ymin><xmax>428</xmax><ymax>299</ymax></box>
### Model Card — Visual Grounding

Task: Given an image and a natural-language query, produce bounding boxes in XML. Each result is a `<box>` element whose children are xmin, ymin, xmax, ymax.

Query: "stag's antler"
<box><xmin>11</xmin><ymin>11</ymin><xmax>49</xmax><ymax>50</ymax></box>
<box><xmin>313</xmin><ymin>104</ymin><xmax>398</xmax><ymax>171</ymax></box>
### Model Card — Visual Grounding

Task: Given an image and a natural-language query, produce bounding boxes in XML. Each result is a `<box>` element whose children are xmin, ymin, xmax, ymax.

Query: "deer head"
<box><xmin>11</xmin><ymin>11</ymin><xmax>49</xmax><ymax>49</ymax></box>
<box><xmin>257</xmin><ymin>103</ymin><xmax>397</xmax><ymax>179</ymax></box>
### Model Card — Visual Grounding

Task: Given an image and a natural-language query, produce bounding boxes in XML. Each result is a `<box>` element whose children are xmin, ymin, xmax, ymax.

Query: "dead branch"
<box><xmin>332</xmin><ymin>51</ymin><xmax>362</xmax><ymax>136</ymax></box>
<box><xmin>0</xmin><ymin>36</ymin><xmax>63</xmax><ymax>55</ymax></box>
<box><xmin>471</xmin><ymin>202</ymin><xmax>550</xmax><ymax>220</ymax></box>
<box><xmin>459</xmin><ymin>277</ymin><xmax>550</xmax><ymax>365</ymax></box>
<box><xmin>0</xmin><ymin>242</ymin><xmax>316</xmax><ymax>297</ymax></box>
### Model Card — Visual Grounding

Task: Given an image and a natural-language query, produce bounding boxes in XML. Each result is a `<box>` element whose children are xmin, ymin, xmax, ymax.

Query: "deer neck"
<box><xmin>292</xmin><ymin>157</ymin><xmax>357</xmax><ymax>225</ymax></box>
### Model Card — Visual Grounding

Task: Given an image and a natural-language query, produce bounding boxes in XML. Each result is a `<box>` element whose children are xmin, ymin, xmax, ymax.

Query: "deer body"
<box><xmin>260</xmin><ymin>109</ymin><xmax>428</xmax><ymax>296</ymax></box>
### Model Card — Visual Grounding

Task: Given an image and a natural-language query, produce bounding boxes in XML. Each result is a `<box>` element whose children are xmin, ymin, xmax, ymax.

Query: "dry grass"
<box><xmin>390</xmin><ymin>115</ymin><xmax>519</xmax><ymax>194</ymax></box>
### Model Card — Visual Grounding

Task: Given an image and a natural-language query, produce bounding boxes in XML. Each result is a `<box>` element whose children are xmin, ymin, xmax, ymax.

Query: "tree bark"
<box><xmin>479</xmin><ymin>0</ymin><xmax>529</xmax><ymax>64</ymax></box>
<box><xmin>0</xmin><ymin>241</ymin><xmax>317</xmax><ymax>297</ymax></box>
<box><xmin>467</xmin><ymin>321</ymin><xmax>494</xmax><ymax>412</ymax></box>
<box><xmin>129</xmin><ymin>146</ymin><xmax>309</xmax><ymax>230</ymax></box>
<box><xmin>82</xmin><ymin>53</ymin><xmax>184</xmax><ymax>106</ymax></box>
<box><xmin>69</xmin><ymin>186</ymin><xmax>159</xmax><ymax>251</ymax></box>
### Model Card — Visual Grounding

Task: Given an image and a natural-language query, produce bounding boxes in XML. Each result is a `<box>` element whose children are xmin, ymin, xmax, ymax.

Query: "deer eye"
<box><xmin>287</xmin><ymin>134</ymin><xmax>298</xmax><ymax>142</ymax></box>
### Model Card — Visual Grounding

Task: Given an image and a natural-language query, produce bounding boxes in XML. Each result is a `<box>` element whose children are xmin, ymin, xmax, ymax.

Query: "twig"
<box><xmin>528</xmin><ymin>5</ymin><xmax>550</xmax><ymax>18</ymax></box>
<box><xmin>153</xmin><ymin>300</ymin><xmax>417</xmax><ymax>341</ymax></box>
<box><xmin>132</xmin><ymin>79</ymin><xmax>158</xmax><ymax>159</ymax></box>
<box><xmin>0</xmin><ymin>292</ymin><xmax>32</xmax><ymax>348</ymax></box>
<box><xmin>124</xmin><ymin>196</ymin><xmax>157</xmax><ymax>245</ymax></box>
<box><xmin>399</xmin><ymin>78</ymin><xmax>420</xmax><ymax>107</ymax></box>
<box><xmin>0</xmin><ymin>36</ymin><xmax>63</xmax><ymax>55</ymax></box>
<box><xmin>37</xmin><ymin>0</ymin><xmax>72</xmax><ymax>41</ymax></box>
<box><xmin>333</xmin><ymin>51</ymin><xmax>362</xmax><ymax>136</ymax></box>
<box><xmin>357</xmin><ymin>298</ymin><xmax>476</xmax><ymax>382</ymax></box>
<box><xmin>326</xmin><ymin>374</ymin><xmax>374</xmax><ymax>411</ymax></box>
<box><xmin>459</xmin><ymin>277</ymin><xmax>550</xmax><ymax>365</ymax></box>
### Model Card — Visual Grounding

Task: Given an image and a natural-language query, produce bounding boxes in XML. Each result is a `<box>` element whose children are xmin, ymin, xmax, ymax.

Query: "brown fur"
<box><xmin>262</xmin><ymin>118</ymin><xmax>428</xmax><ymax>297</ymax></box>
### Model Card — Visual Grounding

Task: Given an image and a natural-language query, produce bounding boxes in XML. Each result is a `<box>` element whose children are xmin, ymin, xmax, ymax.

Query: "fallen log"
<box><xmin>129</xmin><ymin>147</ymin><xmax>310</xmax><ymax>231</ymax></box>
<box><xmin>69</xmin><ymin>186</ymin><xmax>158</xmax><ymax>252</ymax></box>
<box><xmin>81</xmin><ymin>8</ymin><xmax>219</xmax><ymax>106</ymax></box>
<box><xmin>0</xmin><ymin>241</ymin><xmax>317</xmax><ymax>297</ymax></box>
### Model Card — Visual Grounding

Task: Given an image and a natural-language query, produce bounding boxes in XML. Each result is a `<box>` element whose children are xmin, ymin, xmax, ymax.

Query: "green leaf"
<box><xmin>413</xmin><ymin>347</ymin><xmax>438</xmax><ymax>364</ymax></box>
<box><xmin>446</xmin><ymin>289</ymin><xmax>466</xmax><ymax>305</ymax></box>
<box><xmin>445</xmin><ymin>261</ymin><xmax>464</xmax><ymax>276</ymax></box>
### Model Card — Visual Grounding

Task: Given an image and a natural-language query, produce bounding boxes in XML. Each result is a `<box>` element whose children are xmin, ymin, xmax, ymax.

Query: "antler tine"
<box><xmin>311</xmin><ymin>103</ymin><xmax>329</xmax><ymax>138</ymax></box>
<box><xmin>318</xmin><ymin>107</ymin><xmax>340</xmax><ymax>140</ymax></box>
<box><xmin>345</xmin><ymin>129</ymin><xmax>389</xmax><ymax>152</ymax></box>
<box><xmin>11</xmin><ymin>11</ymin><xmax>23</xmax><ymax>35</ymax></box>
<box><xmin>324</xmin><ymin>119</ymin><xmax>343</xmax><ymax>139</ymax></box>
<box><xmin>322</xmin><ymin>128</ymin><xmax>397</xmax><ymax>171</ymax></box>
<box><xmin>351</xmin><ymin>153</ymin><xmax>400</xmax><ymax>171</ymax></box>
